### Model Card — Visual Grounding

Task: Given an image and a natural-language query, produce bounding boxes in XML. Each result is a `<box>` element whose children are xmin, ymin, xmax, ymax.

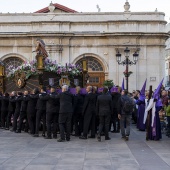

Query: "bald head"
<box><xmin>62</xmin><ymin>85</ymin><xmax>69</xmax><ymax>92</ymax></box>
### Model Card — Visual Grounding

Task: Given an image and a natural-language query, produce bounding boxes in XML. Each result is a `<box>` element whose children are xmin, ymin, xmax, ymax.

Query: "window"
<box><xmin>89</xmin><ymin>77</ymin><xmax>99</xmax><ymax>83</ymax></box>
<box><xmin>76</xmin><ymin>57</ymin><xmax>103</xmax><ymax>72</ymax></box>
<box><xmin>3</xmin><ymin>57</ymin><xmax>24</xmax><ymax>75</ymax></box>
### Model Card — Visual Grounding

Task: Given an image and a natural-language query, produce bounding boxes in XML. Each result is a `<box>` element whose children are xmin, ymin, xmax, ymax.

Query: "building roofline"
<box><xmin>34</xmin><ymin>3</ymin><xmax>77</xmax><ymax>13</ymax></box>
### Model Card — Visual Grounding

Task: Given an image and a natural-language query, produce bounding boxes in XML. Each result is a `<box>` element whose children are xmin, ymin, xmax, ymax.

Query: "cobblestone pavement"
<box><xmin>0</xmin><ymin>125</ymin><xmax>170</xmax><ymax>170</ymax></box>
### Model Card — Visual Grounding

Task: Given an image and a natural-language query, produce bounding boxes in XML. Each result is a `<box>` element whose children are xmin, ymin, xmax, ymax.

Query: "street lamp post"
<box><xmin>116</xmin><ymin>47</ymin><xmax>139</xmax><ymax>92</ymax></box>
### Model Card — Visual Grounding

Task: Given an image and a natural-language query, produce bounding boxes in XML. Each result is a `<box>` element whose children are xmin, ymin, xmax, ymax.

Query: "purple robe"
<box><xmin>148</xmin><ymin>106</ymin><xmax>162</xmax><ymax>140</ymax></box>
<box><xmin>136</xmin><ymin>99</ymin><xmax>146</xmax><ymax>131</ymax></box>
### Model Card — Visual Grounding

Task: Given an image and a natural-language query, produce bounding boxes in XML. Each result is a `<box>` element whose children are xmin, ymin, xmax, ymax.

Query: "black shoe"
<box><xmin>44</xmin><ymin>136</ymin><xmax>52</xmax><ymax>139</ymax></box>
<box><xmin>53</xmin><ymin>136</ymin><xmax>57</xmax><ymax>139</ymax></box>
<box><xmin>5</xmin><ymin>128</ymin><xmax>9</xmax><ymax>130</ymax></box>
<box><xmin>24</xmin><ymin>130</ymin><xmax>28</xmax><ymax>133</ymax></box>
<box><xmin>57</xmin><ymin>138</ymin><xmax>65</xmax><ymax>142</ymax></box>
<box><xmin>125</xmin><ymin>136</ymin><xmax>129</xmax><ymax>141</ymax></box>
<box><xmin>111</xmin><ymin>130</ymin><xmax>116</xmax><ymax>133</ymax></box>
<box><xmin>79</xmin><ymin>136</ymin><xmax>87</xmax><ymax>139</ymax></box>
<box><xmin>16</xmin><ymin>130</ymin><xmax>21</xmax><ymax>133</ymax></box>
<box><xmin>88</xmin><ymin>136</ymin><xmax>95</xmax><ymax>138</ymax></box>
<box><xmin>0</xmin><ymin>127</ymin><xmax>4</xmax><ymax>129</ymax></box>
<box><xmin>105</xmin><ymin>137</ymin><xmax>111</xmax><ymax>140</ymax></box>
<box><xmin>66</xmin><ymin>138</ymin><xmax>70</xmax><ymax>141</ymax></box>
<box><xmin>42</xmin><ymin>133</ymin><xmax>46</xmax><ymax>137</ymax></box>
<box><xmin>115</xmin><ymin>130</ymin><xmax>120</xmax><ymax>133</ymax></box>
<box><xmin>97</xmin><ymin>136</ymin><xmax>101</xmax><ymax>142</ymax></box>
<box><xmin>121</xmin><ymin>136</ymin><xmax>125</xmax><ymax>139</ymax></box>
<box><xmin>33</xmin><ymin>134</ymin><xmax>39</xmax><ymax>137</ymax></box>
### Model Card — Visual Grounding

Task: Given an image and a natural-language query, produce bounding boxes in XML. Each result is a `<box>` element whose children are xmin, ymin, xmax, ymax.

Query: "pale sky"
<box><xmin>0</xmin><ymin>0</ymin><xmax>170</xmax><ymax>22</ymax></box>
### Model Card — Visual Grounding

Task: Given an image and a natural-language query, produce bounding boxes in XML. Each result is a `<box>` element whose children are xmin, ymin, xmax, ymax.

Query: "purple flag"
<box><xmin>69</xmin><ymin>88</ymin><xmax>76</xmax><ymax>95</ymax></box>
<box><xmin>56</xmin><ymin>89</ymin><xmax>62</xmax><ymax>94</ymax></box>
<box><xmin>110</xmin><ymin>86</ymin><xmax>118</xmax><ymax>93</ymax></box>
<box><xmin>80</xmin><ymin>88</ymin><xmax>87</xmax><ymax>95</ymax></box>
<box><xmin>98</xmin><ymin>87</ymin><xmax>103</xmax><ymax>93</ymax></box>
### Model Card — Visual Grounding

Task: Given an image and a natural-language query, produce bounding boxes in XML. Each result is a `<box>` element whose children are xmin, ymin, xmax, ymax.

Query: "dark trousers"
<box><xmin>27</xmin><ymin>113</ymin><xmax>36</xmax><ymax>134</ymax></box>
<box><xmin>59</xmin><ymin>113</ymin><xmax>72</xmax><ymax>140</ymax></box>
<box><xmin>35</xmin><ymin>110</ymin><xmax>46</xmax><ymax>135</ymax></box>
<box><xmin>18</xmin><ymin>111</ymin><xmax>28</xmax><ymax>131</ymax></box>
<box><xmin>13</xmin><ymin>111</ymin><xmax>20</xmax><ymax>131</ymax></box>
<box><xmin>7</xmin><ymin>111</ymin><xmax>14</xmax><ymax>128</ymax></box>
<box><xmin>83</xmin><ymin>112</ymin><xmax>96</xmax><ymax>137</ymax></box>
<box><xmin>1</xmin><ymin>110</ymin><xmax>8</xmax><ymax>128</ymax></box>
<box><xmin>74</xmin><ymin>113</ymin><xmax>83</xmax><ymax>136</ymax></box>
<box><xmin>46</xmin><ymin>112</ymin><xmax>58</xmax><ymax>137</ymax></box>
<box><xmin>98</xmin><ymin>115</ymin><xmax>111</xmax><ymax>138</ymax></box>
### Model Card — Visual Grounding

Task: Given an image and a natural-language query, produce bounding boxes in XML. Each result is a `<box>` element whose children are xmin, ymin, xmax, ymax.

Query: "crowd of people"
<box><xmin>0</xmin><ymin>83</ymin><xmax>169</xmax><ymax>142</ymax></box>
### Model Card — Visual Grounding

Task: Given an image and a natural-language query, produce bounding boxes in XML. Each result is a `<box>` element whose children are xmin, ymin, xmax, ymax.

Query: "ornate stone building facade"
<box><xmin>0</xmin><ymin>2</ymin><xmax>169</xmax><ymax>91</ymax></box>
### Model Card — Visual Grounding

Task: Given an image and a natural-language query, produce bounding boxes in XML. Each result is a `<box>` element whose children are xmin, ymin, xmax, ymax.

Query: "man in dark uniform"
<box><xmin>79</xmin><ymin>86</ymin><xmax>97</xmax><ymax>139</ymax></box>
<box><xmin>96</xmin><ymin>87</ymin><xmax>113</xmax><ymax>141</ymax></box>
<box><xmin>0</xmin><ymin>93</ymin><xmax>9</xmax><ymax>129</ymax></box>
<box><xmin>33</xmin><ymin>86</ymin><xmax>47</xmax><ymax>137</ymax></box>
<box><xmin>40</xmin><ymin>86</ymin><xmax>59</xmax><ymax>139</ymax></box>
<box><xmin>10</xmin><ymin>92</ymin><xmax>22</xmax><ymax>132</ymax></box>
<box><xmin>73</xmin><ymin>86</ymin><xmax>84</xmax><ymax>136</ymax></box>
<box><xmin>57</xmin><ymin>85</ymin><xmax>74</xmax><ymax>142</ymax></box>
<box><xmin>27</xmin><ymin>88</ymin><xmax>39</xmax><ymax>135</ymax></box>
<box><xmin>16</xmin><ymin>91</ymin><xmax>29</xmax><ymax>133</ymax></box>
<box><xmin>6</xmin><ymin>91</ymin><xmax>16</xmax><ymax>130</ymax></box>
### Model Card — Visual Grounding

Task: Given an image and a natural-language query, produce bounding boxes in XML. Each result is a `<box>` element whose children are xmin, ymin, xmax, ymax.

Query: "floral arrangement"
<box><xmin>6</xmin><ymin>59</ymin><xmax>82</xmax><ymax>80</ymax></box>
<box><xmin>44</xmin><ymin>59</ymin><xmax>82</xmax><ymax>76</ymax></box>
<box><xmin>6</xmin><ymin>60</ymin><xmax>37</xmax><ymax>80</ymax></box>
<box><xmin>123</xmin><ymin>70</ymin><xmax>133</xmax><ymax>77</ymax></box>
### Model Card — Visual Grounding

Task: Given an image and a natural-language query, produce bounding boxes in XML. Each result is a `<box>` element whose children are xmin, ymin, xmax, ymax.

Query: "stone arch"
<box><xmin>72</xmin><ymin>53</ymin><xmax>109</xmax><ymax>73</ymax></box>
<box><xmin>73</xmin><ymin>53</ymin><xmax>108</xmax><ymax>87</ymax></box>
<box><xmin>1</xmin><ymin>53</ymin><xmax>27</xmax><ymax>75</ymax></box>
<box><xmin>1</xmin><ymin>53</ymin><xmax>28</xmax><ymax>62</ymax></box>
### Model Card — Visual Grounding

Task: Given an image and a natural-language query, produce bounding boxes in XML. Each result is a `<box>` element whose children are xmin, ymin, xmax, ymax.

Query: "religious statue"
<box><xmin>33</xmin><ymin>39</ymin><xmax>48</xmax><ymax>59</ymax></box>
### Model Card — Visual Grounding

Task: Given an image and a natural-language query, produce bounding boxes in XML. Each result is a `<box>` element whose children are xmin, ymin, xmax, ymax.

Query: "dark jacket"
<box><xmin>0</xmin><ymin>96</ymin><xmax>9</xmax><ymax>112</ymax></box>
<box><xmin>96</xmin><ymin>93</ymin><xmax>113</xmax><ymax>116</ymax></box>
<box><xmin>26</xmin><ymin>94</ymin><xmax>38</xmax><ymax>115</ymax></box>
<box><xmin>8</xmin><ymin>96</ymin><xmax>16</xmax><ymax>112</ymax></box>
<box><xmin>73</xmin><ymin>93</ymin><xmax>84</xmax><ymax>114</ymax></box>
<box><xmin>111</xmin><ymin>92</ymin><xmax>121</xmax><ymax>109</ymax></box>
<box><xmin>118</xmin><ymin>95</ymin><xmax>134</xmax><ymax>115</ymax></box>
<box><xmin>20</xmin><ymin>95</ymin><xmax>29</xmax><ymax>112</ymax></box>
<box><xmin>82</xmin><ymin>92</ymin><xmax>97</xmax><ymax>115</ymax></box>
<box><xmin>40</xmin><ymin>92</ymin><xmax>60</xmax><ymax>113</ymax></box>
<box><xmin>58</xmin><ymin>91</ymin><xmax>74</xmax><ymax>114</ymax></box>
<box><xmin>35</xmin><ymin>93</ymin><xmax>47</xmax><ymax>111</ymax></box>
<box><xmin>14</xmin><ymin>95</ymin><xmax>22</xmax><ymax>113</ymax></box>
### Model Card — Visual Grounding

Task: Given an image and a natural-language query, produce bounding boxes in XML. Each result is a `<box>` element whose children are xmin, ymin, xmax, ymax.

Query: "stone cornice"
<box><xmin>0</xmin><ymin>32</ymin><xmax>168</xmax><ymax>38</ymax></box>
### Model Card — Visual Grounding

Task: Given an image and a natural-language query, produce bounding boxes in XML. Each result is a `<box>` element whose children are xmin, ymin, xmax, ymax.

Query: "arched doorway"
<box><xmin>76</xmin><ymin>56</ymin><xmax>105</xmax><ymax>87</ymax></box>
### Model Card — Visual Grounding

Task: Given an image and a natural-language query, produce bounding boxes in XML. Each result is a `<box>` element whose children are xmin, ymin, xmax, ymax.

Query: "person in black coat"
<box><xmin>110</xmin><ymin>87</ymin><xmax>121</xmax><ymax>133</ymax></box>
<box><xmin>33</xmin><ymin>86</ymin><xmax>47</xmax><ymax>137</ymax></box>
<box><xmin>6</xmin><ymin>91</ymin><xmax>16</xmax><ymax>130</ymax></box>
<box><xmin>0</xmin><ymin>93</ymin><xmax>9</xmax><ymax>129</ymax></box>
<box><xmin>57</xmin><ymin>85</ymin><xmax>74</xmax><ymax>142</ymax></box>
<box><xmin>96</xmin><ymin>87</ymin><xmax>113</xmax><ymax>141</ymax></box>
<box><xmin>73</xmin><ymin>86</ymin><xmax>84</xmax><ymax>136</ymax></box>
<box><xmin>27</xmin><ymin>88</ymin><xmax>39</xmax><ymax>135</ymax></box>
<box><xmin>10</xmin><ymin>92</ymin><xmax>23</xmax><ymax>132</ymax></box>
<box><xmin>16</xmin><ymin>91</ymin><xmax>29</xmax><ymax>133</ymax></box>
<box><xmin>79</xmin><ymin>86</ymin><xmax>97</xmax><ymax>139</ymax></box>
<box><xmin>40</xmin><ymin>87</ymin><xmax>59</xmax><ymax>139</ymax></box>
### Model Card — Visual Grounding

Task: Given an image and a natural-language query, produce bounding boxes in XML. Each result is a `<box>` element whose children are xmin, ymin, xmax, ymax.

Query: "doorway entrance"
<box><xmin>76</xmin><ymin>56</ymin><xmax>105</xmax><ymax>87</ymax></box>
